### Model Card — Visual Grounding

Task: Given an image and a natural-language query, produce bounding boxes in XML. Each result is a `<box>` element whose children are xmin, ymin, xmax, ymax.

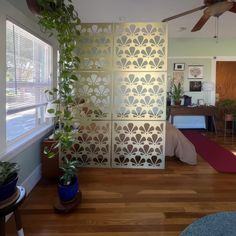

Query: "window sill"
<box><xmin>0</xmin><ymin>125</ymin><xmax>53</xmax><ymax>161</ymax></box>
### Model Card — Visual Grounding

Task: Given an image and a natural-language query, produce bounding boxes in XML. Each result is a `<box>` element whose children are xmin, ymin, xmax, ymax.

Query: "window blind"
<box><xmin>6</xmin><ymin>20</ymin><xmax>53</xmax><ymax>141</ymax></box>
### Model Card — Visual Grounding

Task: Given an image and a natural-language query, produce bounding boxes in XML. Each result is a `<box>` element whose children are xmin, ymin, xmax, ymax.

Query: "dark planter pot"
<box><xmin>26</xmin><ymin>0</ymin><xmax>41</xmax><ymax>15</ymax></box>
<box><xmin>0</xmin><ymin>174</ymin><xmax>18</xmax><ymax>201</ymax></box>
<box><xmin>167</xmin><ymin>98</ymin><xmax>171</xmax><ymax>106</ymax></box>
<box><xmin>58</xmin><ymin>177</ymin><xmax>79</xmax><ymax>202</ymax></box>
<box><xmin>26</xmin><ymin>0</ymin><xmax>58</xmax><ymax>15</ymax></box>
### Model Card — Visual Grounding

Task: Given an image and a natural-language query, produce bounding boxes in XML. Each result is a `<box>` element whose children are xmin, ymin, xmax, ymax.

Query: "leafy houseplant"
<box><xmin>26</xmin><ymin>0</ymin><xmax>81</xmax><ymax>202</ymax></box>
<box><xmin>170</xmin><ymin>83</ymin><xmax>184</xmax><ymax>106</ymax></box>
<box><xmin>58</xmin><ymin>157</ymin><xmax>79</xmax><ymax>202</ymax></box>
<box><xmin>0</xmin><ymin>161</ymin><xmax>19</xmax><ymax>201</ymax></box>
<box><xmin>219</xmin><ymin>99</ymin><xmax>236</xmax><ymax>121</ymax></box>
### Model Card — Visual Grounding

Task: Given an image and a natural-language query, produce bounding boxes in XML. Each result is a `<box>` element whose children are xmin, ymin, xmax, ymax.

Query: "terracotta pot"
<box><xmin>224</xmin><ymin>114</ymin><xmax>234</xmax><ymax>121</ymax></box>
<box><xmin>174</xmin><ymin>100</ymin><xmax>181</xmax><ymax>106</ymax></box>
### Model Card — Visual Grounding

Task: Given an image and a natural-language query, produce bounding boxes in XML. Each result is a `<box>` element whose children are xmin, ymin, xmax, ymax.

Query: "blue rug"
<box><xmin>180</xmin><ymin>212</ymin><xmax>236</xmax><ymax>236</ymax></box>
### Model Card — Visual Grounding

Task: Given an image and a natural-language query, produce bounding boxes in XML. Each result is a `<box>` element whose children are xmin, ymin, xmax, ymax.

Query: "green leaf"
<box><xmin>47</xmin><ymin>108</ymin><xmax>55</xmax><ymax>113</ymax></box>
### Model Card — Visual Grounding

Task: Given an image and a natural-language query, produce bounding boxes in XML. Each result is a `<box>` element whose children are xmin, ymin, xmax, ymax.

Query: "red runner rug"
<box><xmin>182</xmin><ymin>131</ymin><xmax>236</xmax><ymax>173</ymax></box>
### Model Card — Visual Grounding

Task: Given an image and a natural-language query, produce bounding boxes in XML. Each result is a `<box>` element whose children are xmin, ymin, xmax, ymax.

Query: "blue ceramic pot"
<box><xmin>58</xmin><ymin>177</ymin><xmax>79</xmax><ymax>202</ymax></box>
<box><xmin>0</xmin><ymin>174</ymin><xmax>18</xmax><ymax>201</ymax></box>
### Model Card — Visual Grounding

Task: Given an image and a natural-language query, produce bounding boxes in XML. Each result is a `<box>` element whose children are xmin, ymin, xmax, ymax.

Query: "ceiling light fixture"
<box><xmin>213</xmin><ymin>16</ymin><xmax>219</xmax><ymax>43</ymax></box>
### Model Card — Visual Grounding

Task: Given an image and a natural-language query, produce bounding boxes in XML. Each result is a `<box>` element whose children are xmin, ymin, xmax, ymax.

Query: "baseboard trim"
<box><xmin>21</xmin><ymin>164</ymin><xmax>42</xmax><ymax>195</ymax></box>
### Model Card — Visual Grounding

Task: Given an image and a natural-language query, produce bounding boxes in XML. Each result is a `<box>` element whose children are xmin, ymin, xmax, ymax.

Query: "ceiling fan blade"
<box><xmin>191</xmin><ymin>14</ymin><xmax>210</xmax><ymax>32</ymax></box>
<box><xmin>204</xmin><ymin>0</ymin><xmax>227</xmax><ymax>6</ymax></box>
<box><xmin>162</xmin><ymin>5</ymin><xmax>206</xmax><ymax>22</ymax></box>
<box><xmin>229</xmin><ymin>2</ymin><xmax>236</xmax><ymax>13</ymax></box>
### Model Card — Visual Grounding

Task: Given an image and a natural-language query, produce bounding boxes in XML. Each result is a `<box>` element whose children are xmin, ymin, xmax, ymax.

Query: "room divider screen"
<box><xmin>69</xmin><ymin>22</ymin><xmax>167</xmax><ymax>169</ymax></box>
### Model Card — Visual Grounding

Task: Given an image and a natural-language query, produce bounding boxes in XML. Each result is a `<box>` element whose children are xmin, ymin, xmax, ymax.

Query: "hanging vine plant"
<box><xmin>26</xmin><ymin>0</ymin><xmax>82</xmax><ymax>191</ymax></box>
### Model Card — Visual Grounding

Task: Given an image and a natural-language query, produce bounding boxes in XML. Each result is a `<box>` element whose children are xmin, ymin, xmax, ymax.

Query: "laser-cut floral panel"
<box><xmin>77</xmin><ymin>24</ymin><xmax>113</xmax><ymax>71</ymax></box>
<box><xmin>113</xmin><ymin>72</ymin><xmax>166</xmax><ymax>120</ymax></box>
<box><xmin>114</xmin><ymin>23</ymin><xmax>167</xmax><ymax>71</ymax></box>
<box><xmin>73</xmin><ymin>22</ymin><xmax>167</xmax><ymax>169</ymax></box>
<box><xmin>112</xmin><ymin>121</ymin><xmax>165</xmax><ymax>169</ymax></box>
<box><xmin>67</xmin><ymin>122</ymin><xmax>111</xmax><ymax>167</ymax></box>
<box><xmin>75</xmin><ymin>72</ymin><xmax>112</xmax><ymax>120</ymax></box>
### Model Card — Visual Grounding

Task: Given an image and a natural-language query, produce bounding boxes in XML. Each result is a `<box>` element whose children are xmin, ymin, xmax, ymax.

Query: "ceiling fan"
<box><xmin>162</xmin><ymin>0</ymin><xmax>236</xmax><ymax>32</ymax></box>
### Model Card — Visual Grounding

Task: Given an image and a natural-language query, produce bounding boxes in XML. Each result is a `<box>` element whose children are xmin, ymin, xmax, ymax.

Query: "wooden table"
<box><xmin>168</xmin><ymin>105</ymin><xmax>217</xmax><ymax>133</ymax></box>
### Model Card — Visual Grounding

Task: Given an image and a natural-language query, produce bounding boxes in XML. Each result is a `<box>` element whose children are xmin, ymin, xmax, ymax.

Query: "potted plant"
<box><xmin>219</xmin><ymin>99</ymin><xmax>236</xmax><ymax>121</ymax></box>
<box><xmin>26</xmin><ymin>0</ymin><xmax>81</xmax><ymax>203</ymax></box>
<box><xmin>0</xmin><ymin>161</ymin><xmax>19</xmax><ymax>201</ymax></box>
<box><xmin>58</xmin><ymin>157</ymin><xmax>79</xmax><ymax>202</ymax></box>
<box><xmin>170</xmin><ymin>82</ymin><xmax>184</xmax><ymax>106</ymax></box>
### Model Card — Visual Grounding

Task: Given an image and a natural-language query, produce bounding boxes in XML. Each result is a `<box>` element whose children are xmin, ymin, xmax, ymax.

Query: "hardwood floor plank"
<box><xmin>5</xmin><ymin>131</ymin><xmax>236</xmax><ymax>235</ymax></box>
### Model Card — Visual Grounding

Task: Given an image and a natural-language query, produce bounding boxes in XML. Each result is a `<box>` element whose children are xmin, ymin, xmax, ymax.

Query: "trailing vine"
<box><xmin>36</xmin><ymin>0</ymin><xmax>81</xmax><ymax>156</ymax></box>
<box><xmin>30</xmin><ymin>0</ymin><xmax>83</xmax><ymax>186</ymax></box>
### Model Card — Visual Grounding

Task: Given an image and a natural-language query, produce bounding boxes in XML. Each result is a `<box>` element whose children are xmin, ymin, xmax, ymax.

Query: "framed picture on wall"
<box><xmin>173</xmin><ymin>71</ymin><xmax>184</xmax><ymax>87</ymax></box>
<box><xmin>174</xmin><ymin>63</ymin><xmax>185</xmax><ymax>71</ymax></box>
<box><xmin>189</xmin><ymin>81</ymin><xmax>202</xmax><ymax>92</ymax></box>
<box><xmin>188</xmin><ymin>65</ymin><xmax>203</xmax><ymax>79</ymax></box>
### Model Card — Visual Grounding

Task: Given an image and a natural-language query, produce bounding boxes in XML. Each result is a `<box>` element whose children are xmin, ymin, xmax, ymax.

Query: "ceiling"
<box><xmin>72</xmin><ymin>0</ymin><xmax>236</xmax><ymax>38</ymax></box>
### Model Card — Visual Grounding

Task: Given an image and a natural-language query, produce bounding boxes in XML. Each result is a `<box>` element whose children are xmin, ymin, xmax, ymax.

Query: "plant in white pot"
<box><xmin>26</xmin><ymin>0</ymin><xmax>81</xmax><ymax>203</ymax></box>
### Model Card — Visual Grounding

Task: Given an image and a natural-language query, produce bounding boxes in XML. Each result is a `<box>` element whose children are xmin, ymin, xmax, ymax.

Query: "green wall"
<box><xmin>169</xmin><ymin>38</ymin><xmax>236</xmax><ymax>57</ymax></box>
<box><xmin>167</xmin><ymin>58</ymin><xmax>212</xmax><ymax>105</ymax></box>
<box><xmin>168</xmin><ymin>38</ymin><xmax>236</xmax><ymax>105</ymax></box>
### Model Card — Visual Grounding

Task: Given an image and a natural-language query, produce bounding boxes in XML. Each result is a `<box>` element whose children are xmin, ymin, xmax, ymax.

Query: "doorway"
<box><xmin>216</xmin><ymin>61</ymin><xmax>236</xmax><ymax>101</ymax></box>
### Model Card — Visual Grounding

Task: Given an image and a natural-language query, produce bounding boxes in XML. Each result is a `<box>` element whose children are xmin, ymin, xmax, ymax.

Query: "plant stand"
<box><xmin>0</xmin><ymin>186</ymin><xmax>26</xmax><ymax>236</ymax></box>
<box><xmin>53</xmin><ymin>191</ymin><xmax>82</xmax><ymax>213</ymax></box>
<box><xmin>224</xmin><ymin>115</ymin><xmax>234</xmax><ymax>137</ymax></box>
<box><xmin>41</xmin><ymin>139</ymin><xmax>60</xmax><ymax>179</ymax></box>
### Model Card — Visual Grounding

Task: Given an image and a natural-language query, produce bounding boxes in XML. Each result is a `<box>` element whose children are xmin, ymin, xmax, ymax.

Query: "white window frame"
<box><xmin>0</xmin><ymin>1</ymin><xmax>58</xmax><ymax>160</ymax></box>
<box><xmin>6</xmin><ymin>20</ymin><xmax>53</xmax><ymax>143</ymax></box>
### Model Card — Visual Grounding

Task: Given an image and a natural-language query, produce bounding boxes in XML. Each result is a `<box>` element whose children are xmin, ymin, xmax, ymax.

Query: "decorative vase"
<box><xmin>0</xmin><ymin>173</ymin><xmax>18</xmax><ymax>201</ymax></box>
<box><xmin>58</xmin><ymin>177</ymin><xmax>79</xmax><ymax>202</ymax></box>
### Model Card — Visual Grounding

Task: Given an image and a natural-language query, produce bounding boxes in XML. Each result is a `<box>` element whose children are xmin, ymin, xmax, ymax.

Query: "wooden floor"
<box><xmin>6</xmin><ymin>132</ymin><xmax>236</xmax><ymax>236</ymax></box>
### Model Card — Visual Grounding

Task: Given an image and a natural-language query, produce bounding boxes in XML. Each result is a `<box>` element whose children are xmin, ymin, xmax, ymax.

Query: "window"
<box><xmin>6</xmin><ymin>20</ymin><xmax>53</xmax><ymax>142</ymax></box>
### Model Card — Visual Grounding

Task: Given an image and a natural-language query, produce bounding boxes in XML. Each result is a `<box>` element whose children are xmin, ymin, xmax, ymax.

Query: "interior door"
<box><xmin>216</xmin><ymin>61</ymin><xmax>236</xmax><ymax>101</ymax></box>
